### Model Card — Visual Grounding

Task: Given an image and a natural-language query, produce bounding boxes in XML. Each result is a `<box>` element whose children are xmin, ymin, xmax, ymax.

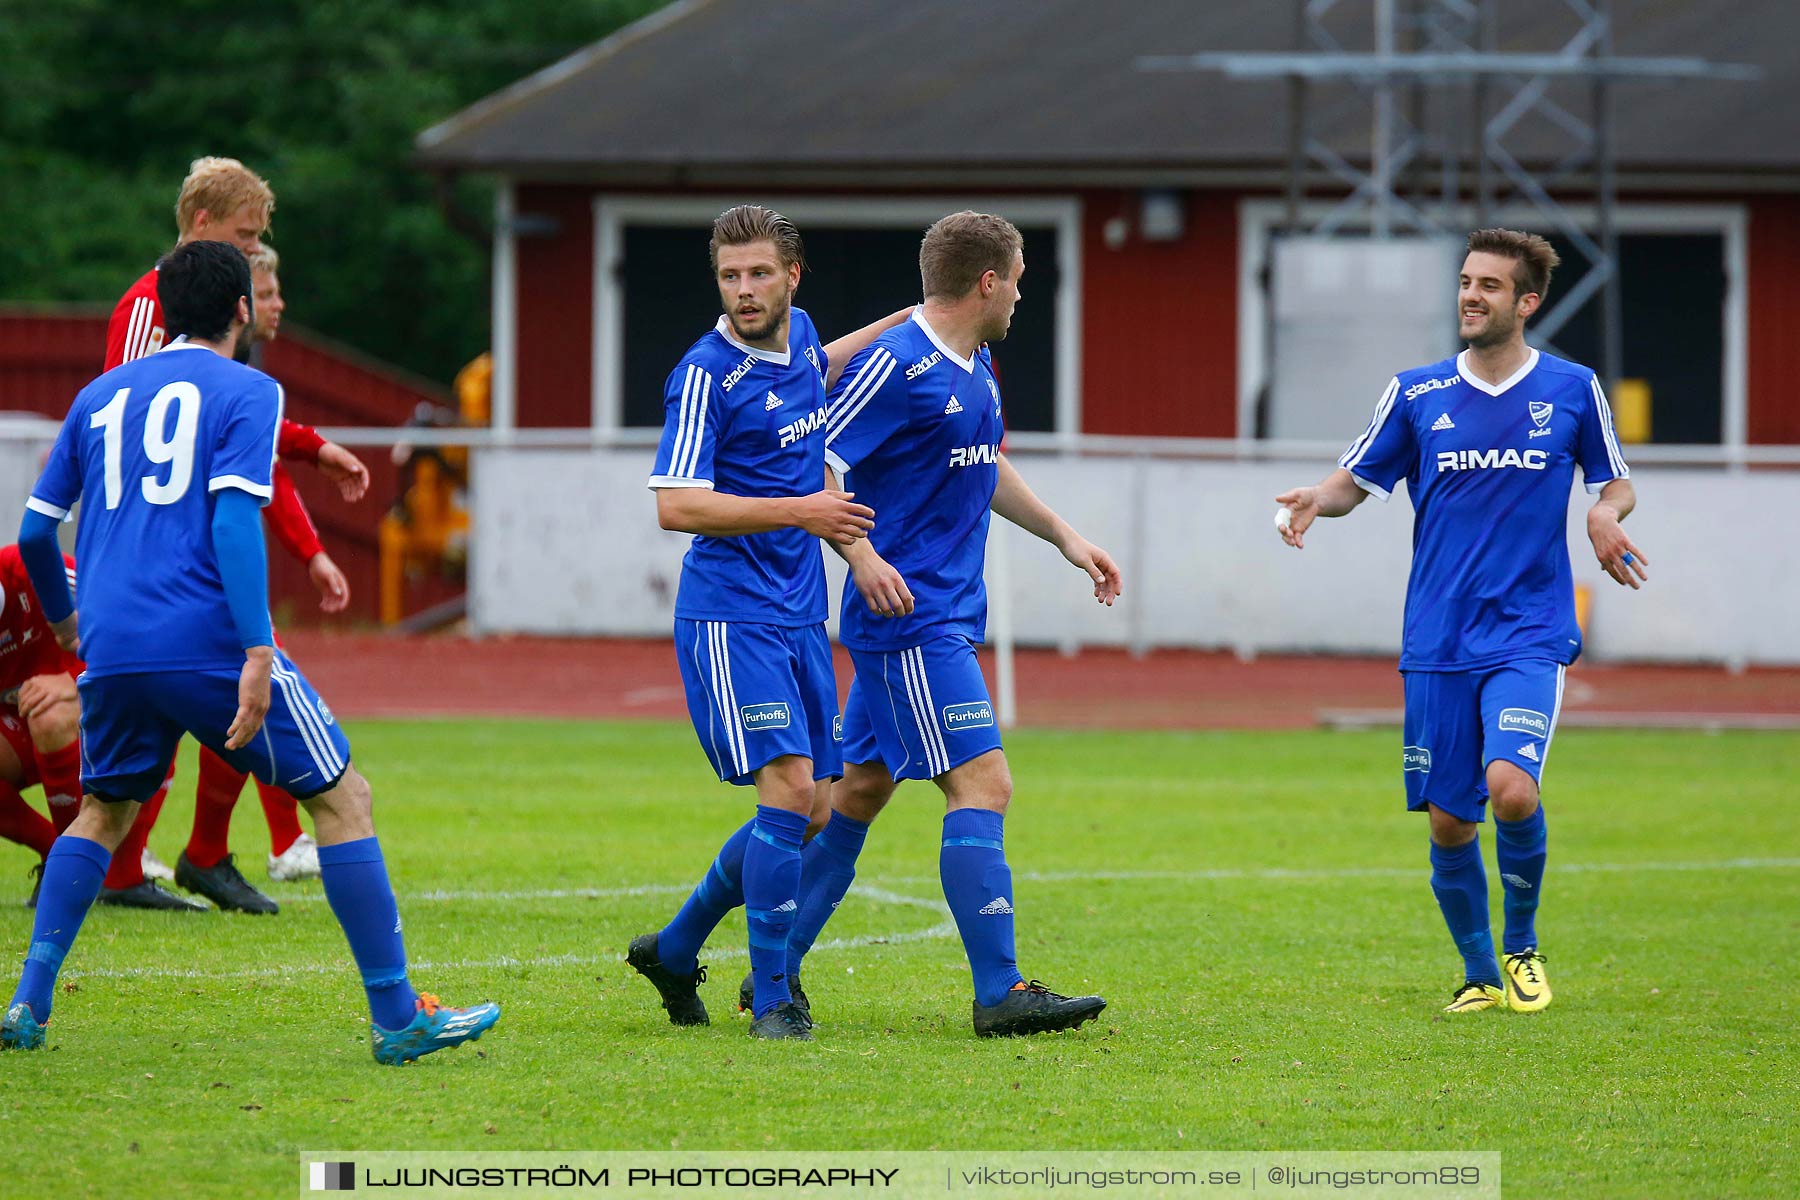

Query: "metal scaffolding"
<box><xmin>1141</xmin><ymin>0</ymin><xmax>1757</xmax><ymax>384</ymax></box>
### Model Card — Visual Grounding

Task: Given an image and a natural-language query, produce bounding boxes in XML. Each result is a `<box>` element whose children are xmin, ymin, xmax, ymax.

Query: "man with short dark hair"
<box><xmin>1275</xmin><ymin>227</ymin><xmax>1645</xmax><ymax>1014</ymax></box>
<box><xmin>1</xmin><ymin>241</ymin><xmax>500</xmax><ymax>1063</ymax></box>
<box><xmin>775</xmin><ymin>211</ymin><xmax>1123</xmax><ymax>1038</ymax></box>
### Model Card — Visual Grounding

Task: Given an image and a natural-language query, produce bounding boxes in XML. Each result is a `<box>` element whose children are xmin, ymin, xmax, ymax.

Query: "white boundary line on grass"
<box><xmin>57</xmin><ymin>858</ymin><xmax>1795</xmax><ymax>983</ymax></box>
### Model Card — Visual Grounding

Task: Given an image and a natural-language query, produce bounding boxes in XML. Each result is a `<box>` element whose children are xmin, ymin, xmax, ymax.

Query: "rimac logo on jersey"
<box><xmin>948</xmin><ymin>443</ymin><xmax>1001</xmax><ymax>468</ymax></box>
<box><xmin>1436</xmin><ymin>448</ymin><xmax>1548</xmax><ymax>473</ymax></box>
<box><xmin>1405</xmin><ymin>375</ymin><xmax>1460</xmax><ymax>400</ymax></box>
<box><xmin>777</xmin><ymin>407</ymin><xmax>828</xmax><ymax>447</ymax></box>
<box><xmin>740</xmin><ymin>702</ymin><xmax>791</xmax><ymax>730</ymax></box>
<box><xmin>942</xmin><ymin>701</ymin><xmax>994</xmax><ymax>730</ymax></box>
<box><xmin>721</xmin><ymin>354</ymin><xmax>756</xmax><ymax>393</ymax></box>
<box><xmin>905</xmin><ymin>350</ymin><xmax>942</xmax><ymax>380</ymax></box>
<box><xmin>1497</xmin><ymin>707</ymin><xmax>1550</xmax><ymax>738</ymax></box>
<box><xmin>1403</xmin><ymin>745</ymin><xmax>1432</xmax><ymax>772</ymax></box>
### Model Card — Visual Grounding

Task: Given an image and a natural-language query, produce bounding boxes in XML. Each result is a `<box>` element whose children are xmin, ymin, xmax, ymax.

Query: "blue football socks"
<box><xmin>317</xmin><ymin>837</ymin><xmax>419</xmax><ymax>1031</ymax></box>
<box><xmin>11</xmin><ymin>836</ymin><xmax>110</xmax><ymax>1024</ymax></box>
<box><xmin>940</xmin><ymin>808</ymin><xmax>1025</xmax><ymax>1007</ymax></box>
<box><xmin>786</xmin><ymin>811</ymin><xmax>871</xmax><ymax>977</ymax></box>
<box><xmin>1495</xmin><ymin>805</ymin><xmax>1548</xmax><ymax>954</ymax></box>
<box><xmin>657</xmin><ymin>819</ymin><xmax>754</xmax><ymax>976</ymax></box>
<box><xmin>1430</xmin><ymin>836</ymin><xmax>1499</xmax><ymax>986</ymax></box>
<box><xmin>742</xmin><ymin>805</ymin><xmax>807</xmax><ymax>1018</ymax></box>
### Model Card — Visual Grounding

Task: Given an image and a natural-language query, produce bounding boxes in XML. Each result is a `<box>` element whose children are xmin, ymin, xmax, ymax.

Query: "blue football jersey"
<box><xmin>26</xmin><ymin>340</ymin><xmax>282</xmax><ymax>677</ymax></box>
<box><xmin>824</xmin><ymin>309</ymin><xmax>1004</xmax><ymax>652</ymax></box>
<box><xmin>1340</xmin><ymin>348</ymin><xmax>1630</xmax><ymax>671</ymax></box>
<box><xmin>648</xmin><ymin>308</ymin><xmax>832</xmax><ymax>626</ymax></box>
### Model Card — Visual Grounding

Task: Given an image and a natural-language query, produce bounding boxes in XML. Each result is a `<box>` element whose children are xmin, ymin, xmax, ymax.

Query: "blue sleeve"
<box><xmin>208</xmin><ymin>377</ymin><xmax>283</xmax><ymax>505</ymax></box>
<box><xmin>16</xmin><ymin>509</ymin><xmax>74</xmax><ymax>625</ymax></box>
<box><xmin>823</xmin><ymin>343</ymin><xmax>906</xmax><ymax>475</ymax></box>
<box><xmin>1577</xmin><ymin>375</ymin><xmax>1630</xmax><ymax>493</ymax></box>
<box><xmin>26</xmin><ymin>408</ymin><xmax>84</xmax><ymax>521</ymax></box>
<box><xmin>648</xmin><ymin>361</ymin><xmax>722</xmax><ymax>489</ymax></box>
<box><xmin>1337</xmin><ymin>377</ymin><xmax>1413</xmax><ymax>502</ymax></box>
<box><xmin>210</xmin><ymin>490</ymin><xmax>274</xmax><ymax>650</ymax></box>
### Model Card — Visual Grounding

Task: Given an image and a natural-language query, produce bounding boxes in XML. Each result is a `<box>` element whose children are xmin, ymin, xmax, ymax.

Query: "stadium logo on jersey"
<box><xmin>1436</xmin><ymin>448</ymin><xmax>1548</xmax><ymax>473</ymax></box>
<box><xmin>1498</xmin><ymin>707</ymin><xmax>1550</xmax><ymax>738</ymax></box>
<box><xmin>740</xmin><ymin>701</ymin><xmax>791</xmax><ymax>730</ymax></box>
<box><xmin>944</xmin><ymin>396</ymin><xmax>964</xmax><ymax>415</ymax></box>
<box><xmin>1431</xmin><ymin>413</ymin><xmax>1456</xmax><ymax>431</ymax></box>
<box><xmin>948</xmin><ymin>442</ymin><xmax>1001</xmax><ymax>468</ymax></box>
<box><xmin>1405</xmin><ymin>375</ymin><xmax>1460</xmax><ymax>400</ymax></box>
<box><xmin>1529</xmin><ymin>400</ymin><xmax>1554</xmax><ymax>428</ymax></box>
<box><xmin>1403</xmin><ymin>745</ymin><xmax>1432</xmax><ymax>772</ymax></box>
<box><xmin>764</xmin><ymin>391</ymin><xmax>783</xmax><ymax>411</ymax></box>
<box><xmin>905</xmin><ymin>350</ymin><xmax>942</xmax><ymax>380</ymax></box>
<box><xmin>721</xmin><ymin>354</ymin><xmax>757</xmax><ymax>393</ymax></box>
<box><xmin>777</xmin><ymin>407</ymin><xmax>829</xmax><ymax>447</ymax></box>
<box><xmin>942</xmin><ymin>701</ymin><xmax>995</xmax><ymax>730</ymax></box>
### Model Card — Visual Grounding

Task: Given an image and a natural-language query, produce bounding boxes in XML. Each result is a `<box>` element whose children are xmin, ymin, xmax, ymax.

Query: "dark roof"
<box><xmin>416</xmin><ymin>0</ymin><xmax>1800</xmax><ymax>186</ymax></box>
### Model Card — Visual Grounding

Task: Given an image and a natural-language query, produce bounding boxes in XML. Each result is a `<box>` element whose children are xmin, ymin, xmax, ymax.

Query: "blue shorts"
<box><xmin>674</xmin><ymin>619</ymin><xmax>842</xmax><ymax>786</ymax></box>
<box><xmin>78</xmin><ymin>652</ymin><xmax>351</xmax><ymax>803</ymax></box>
<box><xmin>1401</xmin><ymin>659</ymin><xmax>1567</xmax><ymax>824</ymax></box>
<box><xmin>842</xmin><ymin>634</ymin><xmax>1003</xmax><ymax>783</ymax></box>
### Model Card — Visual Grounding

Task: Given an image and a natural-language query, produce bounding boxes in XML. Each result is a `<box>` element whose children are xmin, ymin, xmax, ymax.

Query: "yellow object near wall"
<box><xmin>1612</xmin><ymin>378</ymin><xmax>1652</xmax><ymax>444</ymax></box>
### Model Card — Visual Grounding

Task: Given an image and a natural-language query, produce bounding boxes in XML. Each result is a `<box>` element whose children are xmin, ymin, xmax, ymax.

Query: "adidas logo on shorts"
<box><xmin>944</xmin><ymin>396</ymin><xmax>963</xmax><ymax>415</ymax></box>
<box><xmin>978</xmin><ymin>896</ymin><xmax>1013</xmax><ymax>915</ymax></box>
<box><xmin>1517</xmin><ymin>742</ymin><xmax>1539</xmax><ymax>762</ymax></box>
<box><xmin>1432</xmin><ymin>413</ymin><xmax>1456</xmax><ymax>431</ymax></box>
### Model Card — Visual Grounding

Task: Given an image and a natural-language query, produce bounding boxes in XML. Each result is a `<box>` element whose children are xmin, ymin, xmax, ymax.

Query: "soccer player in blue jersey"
<box><xmin>627</xmin><ymin>206</ymin><xmax>909</xmax><ymax>1040</ymax></box>
<box><xmin>1275</xmin><ymin>228</ymin><xmax>1646</xmax><ymax>1014</ymax></box>
<box><xmin>772</xmin><ymin>211</ymin><xmax>1122</xmax><ymax>1037</ymax></box>
<box><xmin>0</xmin><ymin>241</ymin><xmax>500</xmax><ymax>1063</ymax></box>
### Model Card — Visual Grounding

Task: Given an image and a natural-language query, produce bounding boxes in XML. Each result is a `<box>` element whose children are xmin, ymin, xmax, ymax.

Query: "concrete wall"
<box><xmin>470</xmin><ymin>446</ymin><xmax>1800</xmax><ymax>666</ymax></box>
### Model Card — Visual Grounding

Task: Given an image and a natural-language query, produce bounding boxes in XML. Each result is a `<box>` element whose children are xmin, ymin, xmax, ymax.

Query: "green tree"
<box><xmin>0</xmin><ymin>0</ymin><xmax>664</xmax><ymax>382</ymax></box>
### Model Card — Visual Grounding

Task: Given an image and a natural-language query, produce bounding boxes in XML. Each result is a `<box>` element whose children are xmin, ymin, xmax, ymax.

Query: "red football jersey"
<box><xmin>0</xmin><ymin>544</ymin><xmax>82</xmax><ymax>692</ymax></box>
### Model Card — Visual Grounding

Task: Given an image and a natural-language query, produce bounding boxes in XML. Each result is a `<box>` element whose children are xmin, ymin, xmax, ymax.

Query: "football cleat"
<box><xmin>746</xmin><ymin>1000</ymin><xmax>814</xmax><ymax>1041</ymax></box>
<box><xmin>370</xmin><ymin>993</ymin><xmax>501</xmax><ymax>1065</ymax></box>
<box><xmin>738</xmin><ymin>970</ymin><xmax>811</xmax><ymax>1025</ymax></box>
<box><xmin>1</xmin><ymin>1002</ymin><xmax>47</xmax><ymax>1050</ymax></box>
<box><xmin>24</xmin><ymin>862</ymin><xmax>43</xmax><ymax>909</ymax></box>
<box><xmin>625</xmin><ymin>933</ymin><xmax>708</xmax><ymax>1026</ymax></box>
<box><xmin>267</xmin><ymin>832</ymin><xmax>322</xmax><ymax>882</ymax></box>
<box><xmin>97</xmin><ymin>879</ymin><xmax>210</xmax><ymax>912</ymax></box>
<box><xmin>140</xmin><ymin>848</ymin><xmax>175</xmax><ymax>882</ymax></box>
<box><xmin>175</xmin><ymin>852</ymin><xmax>279</xmax><ymax>915</ymax></box>
<box><xmin>973</xmin><ymin>980</ymin><xmax>1106</xmax><ymax>1037</ymax></box>
<box><xmin>1502</xmin><ymin>949</ymin><xmax>1552</xmax><ymax>1012</ymax></box>
<box><xmin>1444</xmin><ymin>981</ymin><xmax>1506</xmax><ymax>1013</ymax></box>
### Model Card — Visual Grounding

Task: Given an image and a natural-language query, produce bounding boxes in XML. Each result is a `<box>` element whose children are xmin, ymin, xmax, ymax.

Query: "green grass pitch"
<box><xmin>0</xmin><ymin>720</ymin><xmax>1794</xmax><ymax>1197</ymax></box>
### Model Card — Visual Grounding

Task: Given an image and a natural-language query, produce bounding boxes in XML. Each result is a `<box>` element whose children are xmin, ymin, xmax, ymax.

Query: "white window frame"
<box><xmin>1237</xmin><ymin>198</ymin><xmax>1749</xmax><ymax>448</ymax></box>
<box><xmin>593</xmin><ymin>194</ymin><xmax>1083</xmax><ymax>441</ymax></box>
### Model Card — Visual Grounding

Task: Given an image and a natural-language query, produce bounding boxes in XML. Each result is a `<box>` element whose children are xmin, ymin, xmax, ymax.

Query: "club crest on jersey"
<box><xmin>721</xmin><ymin>354</ymin><xmax>756</xmax><ymax>393</ymax></box>
<box><xmin>764</xmin><ymin>391</ymin><xmax>783</xmax><ymax>411</ymax></box>
<box><xmin>739</xmin><ymin>702</ymin><xmax>791</xmax><ymax>730</ymax></box>
<box><xmin>777</xmin><ymin>407</ymin><xmax>828</xmax><ymax>447</ymax></box>
<box><xmin>948</xmin><ymin>442</ymin><xmax>1001</xmax><ymax>468</ymax></box>
<box><xmin>905</xmin><ymin>350</ymin><xmax>942</xmax><ymax>380</ymax></box>
<box><xmin>1405</xmin><ymin>375</ymin><xmax>1460</xmax><ymax>400</ymax></box>
<box><xmin>1436</xmin><ymin>448</ymin><xmax>1548</xmax><ymax>473</ymax></box>
<box><xmin>1528</xmin><ymin>399</ymin><xmax>1555</xmax><ymax>438</ymax></box>
<box><xmin>803</xmin><ymin>345</ymin><xmax>821</xmax><ymax>378</ymax></box>
<box><xmin>1403</xmin><ymin>745</ymin><xmax>1432</xmax><ymax>772</ymax></box>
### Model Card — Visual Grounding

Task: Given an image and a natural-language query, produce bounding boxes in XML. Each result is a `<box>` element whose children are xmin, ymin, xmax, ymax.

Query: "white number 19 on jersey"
<box><xmin>90</xmin><ymin>382</ymin><xmax>201</xmax><ymax>509</ymax></box>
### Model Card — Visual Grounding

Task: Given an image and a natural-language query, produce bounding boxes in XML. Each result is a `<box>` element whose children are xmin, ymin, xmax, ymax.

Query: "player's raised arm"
<box><xmin>821</xmin><ymin>306</ymin><xmax>914</xmax><ymax>392</ymax></box>
<box><xmin>991</xmin><ymin>453</ymin><xmax>1121</xmax><ymax>605</ymax></box>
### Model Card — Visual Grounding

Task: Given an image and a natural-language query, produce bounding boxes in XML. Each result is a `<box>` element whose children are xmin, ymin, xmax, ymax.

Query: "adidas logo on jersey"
<box><xmin>1432</xmin><ymin>413</ymin><xmax>1456</xmax><ymax>431</ymax></box>
<box><xmin>944</xmin><ymin>396</ymin><xmax>963</xmax><ymax>415</ymax></box>
<box><xmin>1517</xmin><ymin>742</ymin><xmax>1540</xmax><ymax>763</ymax></box>
<box><xmin>764</xmin><ymin>392</ymin><xmax>783</xmax><ymax>411</ymax></box>
<box><xmin>978</xmin><ymin>896</ymin><xmax>1013</xmax><ymax>916</ymax></box>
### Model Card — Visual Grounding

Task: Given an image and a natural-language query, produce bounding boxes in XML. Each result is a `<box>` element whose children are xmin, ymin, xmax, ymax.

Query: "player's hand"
<box><xmin>49</xmin><ymin>612</ymin><xmax>79</xmax><ymax>655</ymax></box>
<box><xmin>308</xmin><ymin>552</ymin><xmax>351</xmax><ymax>612</ymax></box>
<box><xmin>317</xmin><ymin>441</ymin><xmax>371</xmax><ymax>503</ymax></box>
<box><xmin>851</xmin><ymin>551</ymin><xmax>914</xmax><ymax>617</ymax></box>
<box><xmin>1588</xmin><ymin>506</ymin><xmax>1648</xmax><ymax>589</ymax></box>
<box><xmin>1274</xmin><ymin>486</ymin><xmax>1321</xmax><ymax>549</ymax></box>
<box><xmin>1058</xmin><ymin>534</ymin><xmax>1122</xmax><ymax>606</ymax></box>
<box><xmin>227</xmin><ymin>647</ymin><xmax>274</xmax><ymax>750</ymax></box>
<box><xmin>794</xmin><ymin>489</ymin><xmax>875</xmax><ymax>546</ymax></box>
<box><xmin>14</xmin><ymin>672</ymin><xmax>75</xmax><ymax>720</ymax></box>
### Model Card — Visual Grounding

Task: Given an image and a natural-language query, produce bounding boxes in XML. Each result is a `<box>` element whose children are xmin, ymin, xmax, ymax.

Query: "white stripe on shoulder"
<box><xmin>826</xmin><ymin>350</ymin><xmax>898</xmax><ymax>444</ymax></box>
<box><xmin>25</xmin><ymin>497</ymin><xmax>70</xmax><ymax>520</ymax></box>
<box><xmin>1339</xmin><ymin>377</ymin><xmax>1401</xmax><ymax>470</ymax></box>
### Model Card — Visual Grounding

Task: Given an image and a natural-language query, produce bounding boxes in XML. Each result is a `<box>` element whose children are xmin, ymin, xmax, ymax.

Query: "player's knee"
<box><xmin>301</xmin><ymin>765</ymin><xmax>375</xmax><ymax>840</ymax></box>
<box><xmin>26</xmin><ymin>694</ymin><xmax>80</xmax><ymax>752</ymax></box>
<box><xmin>941</xmin><ymin>750</ymin><xmax>1011</xmax><ymax>814</ymax></box>
<box><xmin>753</xmin><ymin>755</ymin><xmax>814</xmax><ymax>816</ymax></box>
<box><xmin>836</xmin><ymin>762</ymin><xmax>894</xmax><ymax>823</ymax></box>
<box><xmin>1485</xmin><ymin>762</ymin><xmax>1539</xmax><ymax>822</ymax></box>
<box><xmin>1427</xmin><ymin>804</ymin><xmax>1477</xmax><ymax>847</ymax></box>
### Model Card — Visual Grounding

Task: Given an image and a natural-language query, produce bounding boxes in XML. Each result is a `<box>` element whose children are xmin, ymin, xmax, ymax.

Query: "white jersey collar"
<box><xmin>157</xmin><ymin>335</ymin><xmax>207</xmax><ymax>353</ymax></box>
<box><xmin>1457</xmin><ymin>347</ymin><xmax>1539</xmax><ymax>396</ymax></box>
<box><xmin>714</xmin><ymin>315</ymin><xmax>790</xmax><ymax>365</ymax></box>
<box><xmin>911</xmin><ymin>309</ymin><xmax>976</xmax><ymax>373</ymax></box>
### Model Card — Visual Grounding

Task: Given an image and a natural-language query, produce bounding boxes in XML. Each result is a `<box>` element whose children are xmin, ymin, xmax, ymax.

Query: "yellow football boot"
<box><xmin>1503</xmin><ymin>949</ymin><xmax>1552</xmax><ymax>1012</ymax></box>
<box><xmin>1443</xmin><ymin>981</ymin><xmax>1505</xmax><ymax>1013</ymax></box>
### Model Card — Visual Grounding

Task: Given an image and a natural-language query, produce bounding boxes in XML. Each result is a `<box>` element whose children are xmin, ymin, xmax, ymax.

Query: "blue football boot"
<box><xmin>1</xmin><ymin>1001</ymin><xmax>47</xmax><ymax>1050</ymax></box>
<box><xmin>370</xmin><ymin>993</ymin><xmax>500</xmax><ymax>1065</ymax></box>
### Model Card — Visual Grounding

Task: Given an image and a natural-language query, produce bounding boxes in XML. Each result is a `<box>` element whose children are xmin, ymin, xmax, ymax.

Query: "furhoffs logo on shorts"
<box><xmin>739</xmin><ymin>702</ymin><xmax>791</xmax><ymax>731</ymax></box>
<box><xmin>1497</xmin><ymin>708</ymin><xmax>1550</xmax><ymax>738</ymax></box>
<box><xmin>942</xmin><ymin>701</ymin><xmax>994</xmax><ymax>731</ymax></box>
